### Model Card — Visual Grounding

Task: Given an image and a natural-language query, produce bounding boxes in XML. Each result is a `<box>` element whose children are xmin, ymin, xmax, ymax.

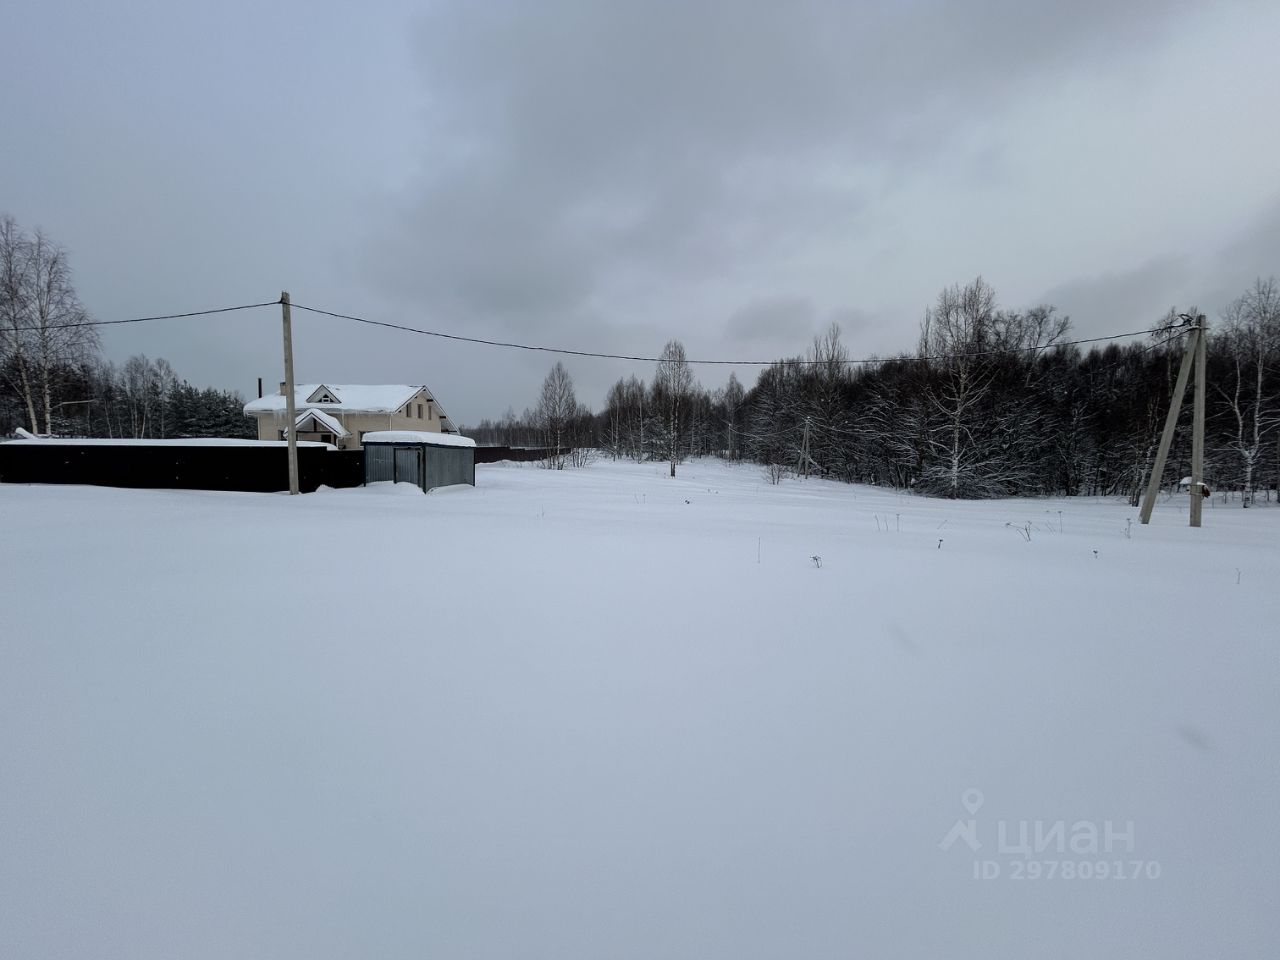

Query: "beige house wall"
<box><xmin>252</xmin><ymin>387</ymin><xmax>446</xmax><ymax>450</ymax></box>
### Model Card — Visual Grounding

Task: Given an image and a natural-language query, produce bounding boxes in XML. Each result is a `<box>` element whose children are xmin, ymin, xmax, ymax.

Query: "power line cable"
<box><xmin>8</xmin><ymin>293</ymin><xmax>1186</xmax><ymax>368</ymax></box>
<box><xmin>5</xmin><ymin>300</ymin><xmax>280</xmax><ymax>333</ymax></box>
<box><xmin>289</xmin><ymin>301</ymin><xmax>1173</xmax><ymax>367</ymax></box>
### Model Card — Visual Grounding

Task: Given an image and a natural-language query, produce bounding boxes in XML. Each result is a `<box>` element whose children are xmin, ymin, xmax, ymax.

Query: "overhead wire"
<box><xmin>287</xmin><ymin>300</ymin><xmax>1175</xmax><ymax>367</ymax></box>
<box><xmin>5</xmin><ymin>300</ymin><xmax>281</xmax><ymax>333</ymax></box>
<box><xmin>6</xmin><ymin>294</ymin><xmax>1187</xmax><ymax>368</ymax></box>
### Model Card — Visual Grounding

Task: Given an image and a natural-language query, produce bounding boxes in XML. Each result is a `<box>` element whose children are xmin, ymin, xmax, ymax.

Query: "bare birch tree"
<box><xmin>0</xmin><ymin>217</ymin><xmax>98</xmax><ymax>433</ymax></box>
<box><xmin>536</xmin><ymin>361</ymin><xmax>577</xmax><ymax>469</ymax></box>
<box><xmin>654</xmin><ymin>339</ymin><xmax>694</xmax><ymax>477</ymax></box>
<box><xmin>720</xmin><ymin>372</ymin><xmax>745</xmax><ymax>460</ymax></box>
<box><xmin>917</xmin><ymin>278</ymin><xmax>999</xmax><ymax>496</ymax></box>
<box><xmin>916</xmin><ymin>278</ymin><xmax>1069</xmax><ymax>497</ymax></box>
<box><xmin>1216</xmin><ymin>278</ymin><xmax>1280</xmax><ymax>505</ymax></box>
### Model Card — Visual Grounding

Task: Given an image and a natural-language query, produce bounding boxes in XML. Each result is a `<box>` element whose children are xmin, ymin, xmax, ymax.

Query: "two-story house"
<box><xmin>243</xmin><ymin>383</ymin><xmax>460</xmax><ymax>450</ymax></box>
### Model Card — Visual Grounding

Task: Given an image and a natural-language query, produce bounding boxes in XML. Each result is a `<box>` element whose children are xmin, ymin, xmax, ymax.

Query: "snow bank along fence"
<box><xmin>362</xmin><ymin>431</ymin><xmax>476</xmax><ymax>492</ymax></box>
<box><xmin>0</xmin><ymin>439</ymin><xmax>364</xmax><ymax>493</ymax></box>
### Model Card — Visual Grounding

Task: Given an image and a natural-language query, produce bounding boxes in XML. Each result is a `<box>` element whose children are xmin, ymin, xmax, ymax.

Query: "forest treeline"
<box><xmin>6</xmin><ymin>214</ymin><xmax>1276</xmax><ymax>500</ymax></box>
<box><xmin>469</xmin><ymin>276</ymin><xmax>1280</xmax><ymax>502</ymax></box>
<box><xmin>1</xmin><ymin>216</ymin><xmax>251</xmax><ymax>439</ymax></box>
<box><xmin>1</xmin><ymin>354</ymin><xmax>254</xmax><ymax>441</ymax></box>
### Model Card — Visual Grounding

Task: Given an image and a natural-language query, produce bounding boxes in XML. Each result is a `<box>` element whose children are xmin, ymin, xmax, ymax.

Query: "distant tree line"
<box><xmin>0</xmin><ymin>216</ymin><xmax>253</xmax><ymax>439</ymax></box>
<box><xmin>8</xmin><ymin>212</ymin><xmax>1276</xmax><ymax>498</ymax></box>
<box><xmin>469</xmin><ymin>276</ymin><xmax>1280</xmax><ymax>502</ymax></box>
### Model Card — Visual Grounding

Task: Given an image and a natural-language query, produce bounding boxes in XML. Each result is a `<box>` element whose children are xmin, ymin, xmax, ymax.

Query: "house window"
<box><xmin>417</xmin><ymin>403</ymin><xmax>423</xmax><ymax>419</ymax></box>
<box><xmin>428</xmin><ymin>403</ymin><xmax>433</xmax><ymax>419</ymax></box>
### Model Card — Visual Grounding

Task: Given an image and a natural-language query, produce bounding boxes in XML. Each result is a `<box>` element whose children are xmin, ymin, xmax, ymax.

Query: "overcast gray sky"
<box><xmin>5</xmin><ymin>0</ymin><xmax>1278</xmax><ymax>422</ymax></box>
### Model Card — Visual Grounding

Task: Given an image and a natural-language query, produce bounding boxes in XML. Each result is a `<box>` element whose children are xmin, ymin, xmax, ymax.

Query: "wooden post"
<box><xmin>281</xmin><ymin>291</ymin><xmax>300</xmax><ymax>495</ymax></box>
<box><xmin>799</xmin><ymin>418</ymin><xmax>811</xmax><ymax>478</ymax></box>
<box><xmin>1139</xmin><ymin>326</ymin><xmax>1198</xmax><ymax>524</ymax></box>
<box><xmin>1190</xmin><ymin>315</ymin><xmax>1207</xmax><ymax>527</ymax></box>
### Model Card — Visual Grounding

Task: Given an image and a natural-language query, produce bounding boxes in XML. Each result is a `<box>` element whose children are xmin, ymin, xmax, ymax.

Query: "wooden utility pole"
<box><xmin>799</xmin><ymin>418</ymin><xmax>811</xmax><ymax>478</ymax></box>
<box><xmin>1190</xmin><ymin>315</ymin><xmax>1208</xmax><ymax>527</ymax></box>
<box><xmin>281</xmin><ymin>291</ymin><xmax>300</xmax><ymax>495</ymax></box>
<box><xmin>1139</xmin><ymin>314</ymin><xmax>1207</xmax><ymax>526</ymax></box>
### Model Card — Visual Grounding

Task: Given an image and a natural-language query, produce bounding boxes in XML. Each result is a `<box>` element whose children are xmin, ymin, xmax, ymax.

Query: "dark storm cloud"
<box><xmin>1209</xmin><ymin>197</ymin><xmax>1280</xmax><ymax>299</ymax></box>
<box><xmin>6</xmin><ymin>0</ymin><xmax>1277</xmax><ymax>422</ymax></box>
<box><xmin>371</xmin><ymin>0</ymin><xmax>1203</xmax><ymax>343</ymax></box>
<box><xmin>725</xmin><ymin>297</ymin><xmax>818</xmax><ymax>346</ymax></box>
<box><xmin>1043</xmin><ymin>195</ymin><xmax>1280</xmax><ymax>334</ymax></box>
<box><xmin>1040</xmin><ymin>258</ymin><xmax>1192</xmax><ymax>336</ymax></box>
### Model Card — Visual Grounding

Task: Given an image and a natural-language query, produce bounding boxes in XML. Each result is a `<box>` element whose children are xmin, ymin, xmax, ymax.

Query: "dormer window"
<box><xmin>306</xmin><ymin>385</ymin><xmax>340</xmax><ymax>404</ymax></box>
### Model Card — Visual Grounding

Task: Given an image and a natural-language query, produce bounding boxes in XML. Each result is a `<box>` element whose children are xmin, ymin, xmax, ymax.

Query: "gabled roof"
<box><xmin>244</xmin><ymin>384</ymin><xmax>426</xmax><ymax>415</ymax></box>
<box><xmin>288</xmin><ymin>408</ymin><xmax>350</xmax><ymax>438</ymax></box>
<box><xmin>306</xmin><ymin>384</ymin><xmax>341</xmax><ymax>404</ymax></box>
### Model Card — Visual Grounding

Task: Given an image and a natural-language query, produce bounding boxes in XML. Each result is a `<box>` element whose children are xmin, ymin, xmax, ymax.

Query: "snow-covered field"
<box><xmin>2</xmin><ymin>459</ymin><xmax>1278</xmax><ymax>959</ymax></box>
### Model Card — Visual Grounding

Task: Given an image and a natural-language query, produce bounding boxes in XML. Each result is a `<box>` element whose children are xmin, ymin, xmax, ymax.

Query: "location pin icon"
<box><xmin>961</xmin><ymin>788</ymin><xmax>984</xmax><ymax>815</ymax></box>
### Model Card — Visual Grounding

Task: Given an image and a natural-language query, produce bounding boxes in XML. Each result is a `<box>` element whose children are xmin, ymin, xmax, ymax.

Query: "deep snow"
<box><xmin>2</xmin><ymin>458</ymin><xmax>1277</xmax><ymax>959</ymax></box>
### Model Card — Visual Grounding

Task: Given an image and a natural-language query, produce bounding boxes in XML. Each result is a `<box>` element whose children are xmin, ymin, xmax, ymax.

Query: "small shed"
<box><xmin>362</xmin><ymin>430</ymin><xmax>475</xmax><ymax>492</ymax></box>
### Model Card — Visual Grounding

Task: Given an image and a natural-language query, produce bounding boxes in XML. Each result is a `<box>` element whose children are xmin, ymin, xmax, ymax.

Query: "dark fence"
<box><xmin>0</xmin><ymin>443</ymin><xmax>364</xmax><ymax>493</ymax></box>
<box><xmin>474</xmin><ymin>445</ymin><xmax>566</xmax><ymax>464</ymax></box>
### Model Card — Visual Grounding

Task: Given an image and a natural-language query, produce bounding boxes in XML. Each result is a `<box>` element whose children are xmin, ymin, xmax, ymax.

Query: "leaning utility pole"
<box><xmin>1139</xmin><ymin>314</ymin><xmax>1207</xmax><ymax>526</ymax></box>
<box><xmin>280</xmin><ymin>291</ymin><xmax>300</xmax><ymax>495</ymax></box>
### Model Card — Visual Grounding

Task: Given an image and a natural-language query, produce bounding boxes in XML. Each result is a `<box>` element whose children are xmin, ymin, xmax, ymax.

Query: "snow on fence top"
<box><xmin>361</xmin><ymin>431</ymin><xmax>476</xmax><ymax>448</ymax></box>
<box><xmin>6</xmin><ymin>437</ymin><xmax>336</xmax><ymax>448</ymax></box>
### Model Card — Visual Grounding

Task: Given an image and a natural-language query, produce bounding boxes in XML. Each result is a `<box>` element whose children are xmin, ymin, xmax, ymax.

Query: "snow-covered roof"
<box><xmin>287</xmin><ymin>408</ymin><xmax>350</xmax><ymax>438</ymax></box>
<box><xmin>244</xmin><ymin>384</ymin><xmax>427</xmax><ymax>415</ymax></box>
<box><xmin>361</xmin><ymin>431</ymin><xmax>476</xmax><ymax>448</ymax></box>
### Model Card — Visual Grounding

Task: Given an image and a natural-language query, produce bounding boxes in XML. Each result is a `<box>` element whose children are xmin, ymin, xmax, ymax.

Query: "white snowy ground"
<box><xmin>2</xmin><ymin>458</ymin><xmax>1277</xmax><ymax>960</ymax></box>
